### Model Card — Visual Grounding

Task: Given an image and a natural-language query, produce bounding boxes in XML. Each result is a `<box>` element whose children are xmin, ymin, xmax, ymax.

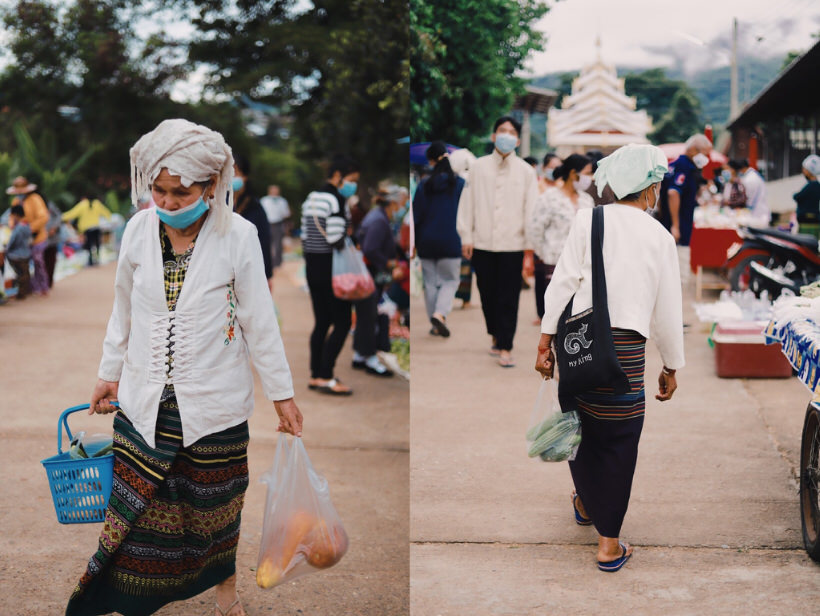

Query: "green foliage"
<box><xmin>251</xmin><ymin>147</ymin><xmax>322</xmax><ymax>223</ymax></box>
<box><xmin>623</xmin><ymin>69</ymin><xmax>693</xmax><ymax>129</ymax></box>
<box><xmin>182</xmin><ymin>0</ymin><xmax>409</xmax><ymax>191</ymax></box>
<box><xmin>12</xmin><ymin>122</ymin><xmax>98</xmax><ymax>208</ymax></box>
<box><xmin>411</xmin><ymin>0</ymin><xmax>549</xmax><ymax>152</ymax></box>
<box><xmin>649</xmin><ymin>88</ymin><xmax>703</xmax><ymax>144</ymax></box>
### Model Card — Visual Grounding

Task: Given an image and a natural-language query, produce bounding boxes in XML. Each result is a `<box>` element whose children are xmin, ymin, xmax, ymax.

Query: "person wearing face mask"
<box><xmin>794</xmin><ymin>154</ymin><xmax>820</xmax><ymax>239</ymax></box>
<box><xmin>659</xmin><ymin>133</ymin><xmax>712</xmax><ymax>245</ymax></box>
<box><xmin>535</xmin><ymin>143</ymin><xmax>684</xmax><ymax>574</ymax></box>
<box><xmin>232</xmin><ymin>154</ymin><xmax>273</xmax><ymax>291</ymax></box>
<box><xmin>68</xmin><ymin>119</ymin><xmax>302</xmax><ymax>616</ymax></box>
<box><xmin>722</xmin><ymin>161</ymin><xmax>748</xmax><ymax>209</ymax></box>
<box><xmin>456</xmin><ymin>115</ymin><xmax>540</xmax><ymax>368</ymax></box>
<box><xmin>541</xmin><ymin>153</ymin><xmax>562</xmax><ymax>192</ymax></box>
<box><xmin>584</xmin><ymin>150</ymin><xmax>617</xmax><ymax>207</ymax></box>
<box><xmin>527</xmin><ymin>154</ymin><xmax>594</xmax><ymax>323</ymax></box>
<box><xmin>301</xmin><ymin>155</ymin><xmax>361</xmax><ymax>395</ymax></box>
<box><xmin>733</xmin><ymin>158</ymin><xmax>769</xmax><ymax>224</ymax></box>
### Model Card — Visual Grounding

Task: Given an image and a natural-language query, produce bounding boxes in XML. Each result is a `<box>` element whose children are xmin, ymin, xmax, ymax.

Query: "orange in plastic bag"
<box><xmin>256</xmin><ymin>434</ymin><xmax>349</xmax><ymax>589</ymax></box>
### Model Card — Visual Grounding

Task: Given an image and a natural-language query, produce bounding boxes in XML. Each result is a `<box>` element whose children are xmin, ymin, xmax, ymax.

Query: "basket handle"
<box><xmin>57</xmin><ymin>403</ymin><xmax>119</xmax><ymax>454</ymax></box>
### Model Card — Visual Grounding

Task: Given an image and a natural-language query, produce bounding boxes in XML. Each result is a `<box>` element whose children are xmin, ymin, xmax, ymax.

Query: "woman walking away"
<box><xmin>527</xmin><ymin>154</ymin><xmax>593</xmax><ymax>322</ymax></box>
<box><xmin>535</xmin><ymin>144</ymin><xmax>684</xmax><ymax>572</ymax></box>
<box><xmin>413</xmin><ymin>141</ymin><xmax>464</xmax><ymax>337</ymax></box>
<box><xmin>66</xmin><ymin>118</ymin><xmax>303</xmax><ymax>616</ymax></box>
<box><xmin>301</xmin><ymin>155</ymin><xmax>360</xmax><ymax>395</ymax></box>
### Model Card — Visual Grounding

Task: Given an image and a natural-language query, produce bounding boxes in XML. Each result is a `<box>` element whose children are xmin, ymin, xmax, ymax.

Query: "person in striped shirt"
<box><xmin>302</xmin><ymin>155</ymin><xmax>360</xmax><ymax>395</ymax></box>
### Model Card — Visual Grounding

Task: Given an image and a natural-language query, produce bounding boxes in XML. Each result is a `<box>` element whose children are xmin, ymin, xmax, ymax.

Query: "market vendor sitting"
<box><xmin>794</xmin><ymin>154</ymin><xmax>820</xmax><ymax>239</ymax></box>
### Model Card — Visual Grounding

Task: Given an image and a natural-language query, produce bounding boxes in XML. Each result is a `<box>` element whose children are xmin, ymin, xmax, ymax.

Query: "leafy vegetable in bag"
<box><xmin>525</xmin><ymin>379</ymin><xmax>582</xmax><ymax>462</ymax></box>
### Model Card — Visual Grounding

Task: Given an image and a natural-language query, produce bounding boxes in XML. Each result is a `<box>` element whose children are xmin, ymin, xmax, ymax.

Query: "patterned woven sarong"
<box><xmin>572</xmin><ymin>329</ymin><xmax>646</xmax><ymax>420</ymax></box>
<box><xmin>65</xmin><ymin>395</ymin><xmax>249</xmax><ymax>616</ymax></box>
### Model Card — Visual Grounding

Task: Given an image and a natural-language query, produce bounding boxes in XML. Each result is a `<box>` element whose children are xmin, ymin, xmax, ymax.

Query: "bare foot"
<box><xmin>214</xmin><ymin>575</ymin><xmax>246</xmax><ymax>616</ymax></box>
<box><xmin>572</xmin><ymin>491</ymin><xmax>589</xmax><ymax>520</ymax></box>
<box><xmin>598</xmin><ymin>537</ymin><xmax>632</xmax><ymax>563</ymax></box>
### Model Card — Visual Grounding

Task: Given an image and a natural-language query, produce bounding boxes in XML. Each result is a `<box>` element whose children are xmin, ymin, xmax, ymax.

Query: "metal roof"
<box><xmin>727</xmin><ymin>41</ymin><xmax>820</xmax><ymax>129</ymax></box>
<box><xmin>512</xmin><ymin>85</ymin><xmax>558</xmax><ymax>115</ymax></box>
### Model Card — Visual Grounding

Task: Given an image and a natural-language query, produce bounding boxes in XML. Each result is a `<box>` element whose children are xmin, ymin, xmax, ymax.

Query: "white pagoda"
<box><xmin>547</xmin><ymin>38</ymin><xmax>652</xmax><ymax>157</ymax></box>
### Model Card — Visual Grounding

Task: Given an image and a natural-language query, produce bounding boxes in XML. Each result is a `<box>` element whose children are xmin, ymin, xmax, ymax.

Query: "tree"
<box><xmin>411</xmin><ymin>0</ymin><xmax>549</xmax><ymax>152</ymax></box>
<box><xmin>180</xmin><ymin>0</ymin><xmax>409</xmax><ymax>189</ymax></box>
<box><xmin>650</xmin><ymin>88</ymin><xmax>703</xmax><ymax>144</ymax></box>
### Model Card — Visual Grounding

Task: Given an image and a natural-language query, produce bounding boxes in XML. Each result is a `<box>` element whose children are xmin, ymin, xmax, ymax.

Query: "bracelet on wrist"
<box><xmin>662</xmin><ymin>367</ymin><xmax>676</xmax><ymax>375</ymax></box>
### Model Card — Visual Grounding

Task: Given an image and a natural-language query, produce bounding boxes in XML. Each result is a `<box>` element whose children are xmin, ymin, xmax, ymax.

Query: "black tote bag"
<box><xmin>555</xmin><ymin>206</ymin><xmax>630</xmax><ymax>410</ymax></box>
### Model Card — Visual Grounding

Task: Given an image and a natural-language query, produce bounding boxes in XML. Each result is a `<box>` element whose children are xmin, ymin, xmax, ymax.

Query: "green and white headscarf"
<box><xmin>593</xmin><ymin>144</ymin><xmax>668</xmax><ymax>200</ymax></box>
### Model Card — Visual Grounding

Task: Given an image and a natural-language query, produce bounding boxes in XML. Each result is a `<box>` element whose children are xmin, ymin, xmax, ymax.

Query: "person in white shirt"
<box><xmin>527</xmin><ymin>154</ymin><xmax>594</xmax><ymax>322</ymax></box>
<box><xmin>69</xmin><ymin>119</ymin><xmax>302</xmax><ymax>616</ymax></box>
<box><xmin>733</xmin><ymin>158</ymin><xmax>770</xmax><ymax>223</ymax></box>
<box><xmin>456</xmin><ymin>116</ymin><xmax>540</xmax><ymax>367</ymax></box>
<box><xmin>535</xmin><ymin>143</ymin><xmax>684</xmax><ymax>574</ymax></box>
<box><xmin>260</xmin><ymin>184</ymin><xmax>291</xmax><ymax>269</ymax></box>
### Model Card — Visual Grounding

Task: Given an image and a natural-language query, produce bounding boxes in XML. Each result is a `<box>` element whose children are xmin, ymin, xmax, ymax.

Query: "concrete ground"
<box><xmin>0</xmin><ymin>255</ymin><xmax>408</xmax><ymax>615</ymax></box>
<box><xmin>410</xmin><ymin>262</ymin><xmax>820</xmax><ymax>615</ymax></box>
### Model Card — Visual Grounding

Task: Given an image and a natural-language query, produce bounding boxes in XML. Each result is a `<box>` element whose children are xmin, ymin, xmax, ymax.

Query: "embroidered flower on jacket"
<box><xmin>224</xmin><ymin>281</ymin><xmax>237</xmax><ymax>345</ymax></box>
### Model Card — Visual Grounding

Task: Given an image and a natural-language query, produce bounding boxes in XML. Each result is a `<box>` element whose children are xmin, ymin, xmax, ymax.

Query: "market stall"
<box><xmin>690</xmin><ymin>205</ymin><xmax>769</xmax><ymax>300</ymax></box>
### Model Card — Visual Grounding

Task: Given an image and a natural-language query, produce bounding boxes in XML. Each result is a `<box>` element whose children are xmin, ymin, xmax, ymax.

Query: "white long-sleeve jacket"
<box><xmin>541</xmin><ymin>203</ymin><xmax>685</xmax><ymax>371</ymax></box>
<box><xmin>98</xmin><ymin>208</ymin><xmax>295</xmax><ymax>448</ymax></box>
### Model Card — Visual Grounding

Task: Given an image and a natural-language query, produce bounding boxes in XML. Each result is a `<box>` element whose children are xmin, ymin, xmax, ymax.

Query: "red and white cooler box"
<box><xmin>712</xmin><ymin>320</ymin><xmax>793</xmax><ymax>378</ymax></box>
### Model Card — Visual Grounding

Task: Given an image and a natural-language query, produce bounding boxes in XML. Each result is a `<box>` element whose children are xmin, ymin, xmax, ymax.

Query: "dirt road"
<box><xmin>410</xmin><ymin>265</ymin><xmax>820</xmax><ymax>615</ymax></box>
<box><xmin>0</xmin><ymin>256</ymin><xmax>408</xmax><ymax>615</ymax></box>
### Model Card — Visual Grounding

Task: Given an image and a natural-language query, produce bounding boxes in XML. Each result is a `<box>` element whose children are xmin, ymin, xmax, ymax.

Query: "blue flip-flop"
<box><xmin>572</xmin><ymin>492</ymin><xmax>593</xmax><ymax>526</ymax></box>
<box><xmin>598</xmin><ymin>542</ymin><xmax>632</xmax><ymax>572</ymax></box>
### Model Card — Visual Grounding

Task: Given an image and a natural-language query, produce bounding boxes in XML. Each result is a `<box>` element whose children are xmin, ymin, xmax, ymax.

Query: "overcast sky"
<box><xmin>524</xmin><ymin>0</ymin><xmax>820</xmax><ymax>76</ymax></box>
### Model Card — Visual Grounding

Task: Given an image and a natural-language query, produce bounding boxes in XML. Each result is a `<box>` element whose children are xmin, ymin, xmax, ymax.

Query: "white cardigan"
<box><xmin>99</xmin><ymin>208</ymin><xmax>295</xmax><ymax>447</ymax></box>
<box><xmin>541</xmin><ymin>204</ymin><xmax>685</xmax><ymax>370</ymax></box>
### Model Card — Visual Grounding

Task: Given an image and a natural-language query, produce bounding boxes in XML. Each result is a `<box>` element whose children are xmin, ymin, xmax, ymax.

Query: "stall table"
<box><xmin>689</xmin><ymin>225</ymin><xmax>741</xmax><ymax>300</ymax></box>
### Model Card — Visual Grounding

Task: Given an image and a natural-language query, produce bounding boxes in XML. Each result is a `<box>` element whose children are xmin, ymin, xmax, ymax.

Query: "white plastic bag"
<box><xmin>256</xmin><ymin>434</ymin><xmax>349</xmax><ymax>589</ymax></box>
<box><xmin>525</xmin><ymin>379</ymin><xmax>582</xmax><ymax>462</ymax></box>
<box><xmin>331</xmin><ymin>238</ymin><xmax>375</xmax><ymax>300</ymax></box>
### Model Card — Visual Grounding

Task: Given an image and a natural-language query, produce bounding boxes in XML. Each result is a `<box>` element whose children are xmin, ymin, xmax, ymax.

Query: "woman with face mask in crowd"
<box><xmin>526</xmin><ymin>154</ymin><xmax>594</xmax><ymax>323</ymax></box>
<box><xmin>67</xmin><ymin>119</ymin><xmax>302</xmax><ymax>616</ymax></box>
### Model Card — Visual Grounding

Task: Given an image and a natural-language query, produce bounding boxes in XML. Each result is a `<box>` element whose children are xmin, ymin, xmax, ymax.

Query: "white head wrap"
<box><xmin>803</xmin><ymin>154</ymin><xmax>820</xmax><ymax>178</ymax></box>
<box><xmin>130</xmin><ymin>119</ymin><xmax>235</xmax><ymax>235</ymax></box>
<box><xmin>593</xmin><ymin>144</ymin><xmax>669</xmax><ymax>200</ymax></box>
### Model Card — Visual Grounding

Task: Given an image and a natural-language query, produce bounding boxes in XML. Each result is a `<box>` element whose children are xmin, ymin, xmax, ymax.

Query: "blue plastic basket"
<box><xmin>40</xmin><ymin>405</ymin><xmax>115</xmax><ymax>524</ymax></box>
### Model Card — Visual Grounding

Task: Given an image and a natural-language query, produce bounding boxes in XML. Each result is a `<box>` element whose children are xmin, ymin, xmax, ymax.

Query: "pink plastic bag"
<box><xmin>256</xmin><ymin>434</ymin><xmax>349</xmax><ymax>589</ymax></box>
<box><xmin>332</xmin><ymin>238</ymin><xmax>375</xmax><ymax>300</ymax></box>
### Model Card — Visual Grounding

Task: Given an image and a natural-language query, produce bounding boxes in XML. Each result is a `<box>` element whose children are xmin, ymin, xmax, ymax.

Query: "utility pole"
<box><xmin>730</xmin><ymin>17</ymin><xmax>739</xmax><ymax>120</ymax></box>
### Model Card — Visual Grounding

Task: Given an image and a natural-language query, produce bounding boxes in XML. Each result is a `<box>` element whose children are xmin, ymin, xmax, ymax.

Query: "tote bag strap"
<box><xmin>590</xmin><ymin>206</ymin><xmax>608</xmax><ymax>310</ymax></box>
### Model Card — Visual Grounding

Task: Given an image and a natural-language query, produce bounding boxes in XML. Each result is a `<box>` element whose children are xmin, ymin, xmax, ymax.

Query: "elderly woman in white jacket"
<box><xmin>535</xmin><ymin>144</ymin><xmax>684</xmax><ymax>574</ymax></box>
<box><xmin>67</xmin><ymin>119</ymin><xmax>302</xmax><ymax>616</ymax></box>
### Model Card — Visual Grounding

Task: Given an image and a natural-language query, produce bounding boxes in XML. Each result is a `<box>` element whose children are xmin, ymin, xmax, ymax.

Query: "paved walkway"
<box><xmin>0</xmin><ymin>256</ymin><xmax>408</xmax><ymax>615</ymax></box>
<box><xmin>410</xmin><ymin>267</ymin><xmax>820</xmax><ymax>615</ymax></box>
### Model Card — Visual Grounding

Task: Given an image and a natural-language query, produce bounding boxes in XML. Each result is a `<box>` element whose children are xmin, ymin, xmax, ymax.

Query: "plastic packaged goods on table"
<box><xmin>765</xmin><ymin>295</ymin><xmax>820</xmax><ymax>408</ymax></box>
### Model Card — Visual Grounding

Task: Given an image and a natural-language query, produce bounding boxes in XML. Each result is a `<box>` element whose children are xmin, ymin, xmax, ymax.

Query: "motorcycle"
<box><xmin>725</xmin><ymin>226</ymin><xmax>820</xmax><ymax>295</ymax></box>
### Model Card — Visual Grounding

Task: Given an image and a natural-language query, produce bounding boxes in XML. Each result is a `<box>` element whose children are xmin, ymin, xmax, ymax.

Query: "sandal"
<box><xmin>215</xmin><ymin>591</ymin><xmax>243</xmax><ymax>616</ymax></box>
<box><xmin>572</xmin><ymin>492</ymin><xmax>593</xmax><ymax>526</ymax></box>
<box><xmin>315</xmin><ymin>378</ymin><xmax>353</xmax><ymax>396</ymax></box>
<box><xmin>597</xmin><ymin>542</ymin><xmax>632</xmax><ymax>572</ymax></box>
<box><xmin>430</xmin><ymin>315</ymin><xmax>450</xmax><ymax>337</ymax></box>
<box><xmin>498</xmin><ymin>355</ymin><xmax>516</xmax><ymax>368</ymax></box>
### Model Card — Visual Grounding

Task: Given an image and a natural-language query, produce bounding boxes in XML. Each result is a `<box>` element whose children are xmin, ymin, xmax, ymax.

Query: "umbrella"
<box><xmin>410</xmin><ymin>142</ymin><xmax>460</xmax><ymax>166</ymax></box>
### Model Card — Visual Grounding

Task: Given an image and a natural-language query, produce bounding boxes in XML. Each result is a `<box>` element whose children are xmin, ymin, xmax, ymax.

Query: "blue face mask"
<box><xmin>544</xmin><ymin>168</ymin><xmax>555</xmax><ymax>181</ymax></box>
<box><xmin>721</xmin><ymin>170</ymin><xmax>732</xmax><ymax>182</ymax></box>
<box><xmin>232</xmin><ymin>177</ymin><xmax>244</xmax><ymax>192</ymax></box>
<box><xmin>156</xmin><ymin>197</ymin><xmax>210</xmax><ymax>229</ymax></box>
<box><xmin>495</xmin><ymin>133</ymin><xmax>518</xmax><ymax>154</ymax></box>
<box><xmin>339</xmin><ymin>181</ymin><xmax>357</xmax><ymax>198</ymax></box>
